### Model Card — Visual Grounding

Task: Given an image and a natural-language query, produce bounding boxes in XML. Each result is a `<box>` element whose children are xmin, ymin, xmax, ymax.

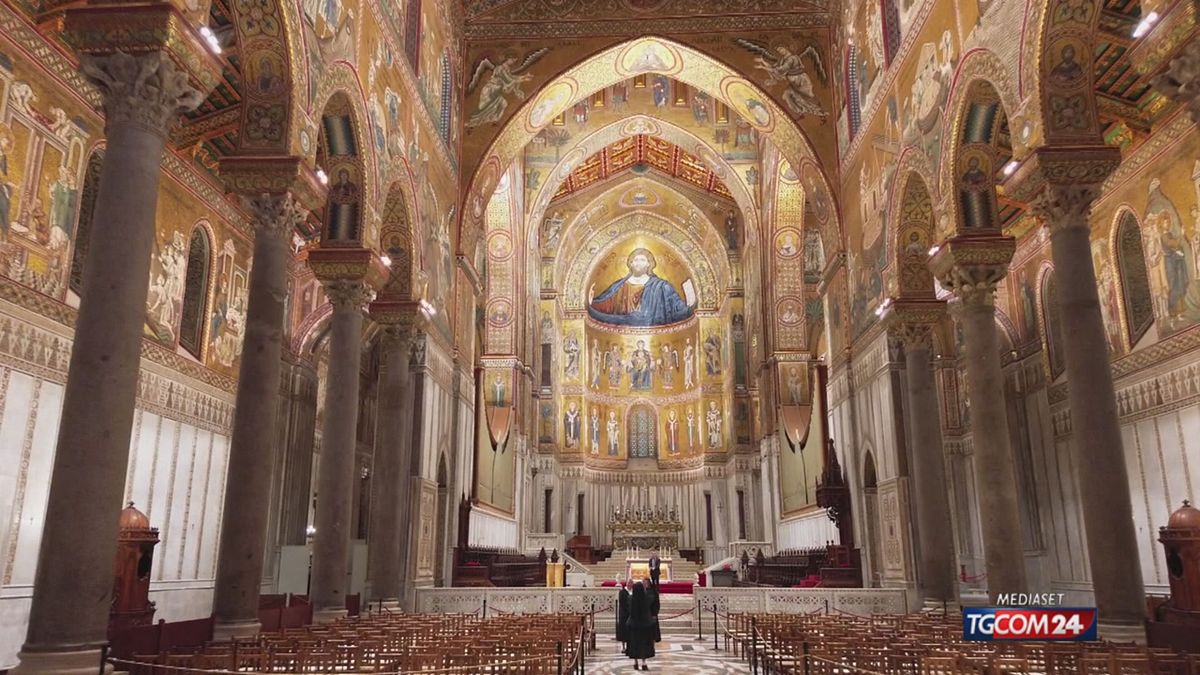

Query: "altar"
<box><xmin>625</xmin><ymin>555</ymin><xmax>673</xmax><ymax>583</ymax></box>
<box><xmin>606</xmin><ymin>505</ymin><xmax>683</xmax><ymax>551</ymax></box>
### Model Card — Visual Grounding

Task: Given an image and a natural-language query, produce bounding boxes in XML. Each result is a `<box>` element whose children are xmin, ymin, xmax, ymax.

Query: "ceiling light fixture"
<box><xmin>199</xmin><ymin>26</ymin><xmax>222</xmax><ymax>54</ymax></box>
<box><xmin>1132</xmin><ymin>11</ymin><xmax>1159</xmax><ymax>38</ymax></box>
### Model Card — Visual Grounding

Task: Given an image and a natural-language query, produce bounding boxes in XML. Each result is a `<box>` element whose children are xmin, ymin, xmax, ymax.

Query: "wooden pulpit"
<box><xmin>110</xmin><ymin>502</ymin><xmax>158</xmax><ymax>631</ymax></box>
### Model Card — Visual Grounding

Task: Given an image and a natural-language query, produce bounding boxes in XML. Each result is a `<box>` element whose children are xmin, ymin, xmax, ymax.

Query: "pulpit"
<box><xmin>1148</xmin><ymin>500</ymin><xmax>1200</xmax><ymax>650</ymax></box>
<box><xmin>110</xmin><ymin>502</ymin><xmax>158</xmax><ymax>631</ymax></box>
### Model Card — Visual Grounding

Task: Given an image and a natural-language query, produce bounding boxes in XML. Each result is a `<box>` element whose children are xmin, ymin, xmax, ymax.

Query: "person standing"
<box><xmin>625</xmin><ymin>583</ymin><xmax>656</xmax><ymax>670</ymax></box>
<box><xmin>616</xmin><ymin>579</ymin><xmax>631</xmax><ymax>653</ymax></box>
<box><xmin>643</xmin><ymin>577</ymin><xmax>662</xmax><ymax>644</ymax></box>
<box><xmin>648</xmin><ymin>552</ymin><xmax>661</xmax><ymax>589</ymax></box>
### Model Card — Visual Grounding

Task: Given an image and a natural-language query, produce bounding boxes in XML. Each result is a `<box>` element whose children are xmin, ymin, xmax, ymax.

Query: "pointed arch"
<box><xmin>230</xmin><ymin>0</ymin><xmax>305</xmax><ymax>154</ymax></box>
<box><xmin>1113</xmin><ymin>209</ymin><xmax>1154</xmax><ymax>347</ymax></box>
<box><xmin>379</xmin><ymin>181</ymin><xmax>419</xmax><ymax>299</ymax></box>
<box><xmin>890</xmin><ymin>166</ymin><xmax>937</xmax><ymax>298</ymax></box>
<box><xmin>1039</xmin><ymin>268</ymin><xmax>1066</xmax><ymax>380</ymax></box>
<box><xmin>179</xmin><ymin>224</ymin><xmax>214</xmax><ymax>358</ymax></box>
<box><xmin>317</xmin><ymin>91</ymin><xmax>366</xmax><ymax>245</ymax></box>
<box><xmin>461</xmin><ymin>36</ymin><xmax>838</xmax><ymax>264</ymax></box>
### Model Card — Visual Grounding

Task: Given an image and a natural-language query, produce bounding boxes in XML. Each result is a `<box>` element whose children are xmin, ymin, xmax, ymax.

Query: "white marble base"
<box><xmin>1098</xmin><ymin>620</ymin><xmax>1148</xmax><ymax>644</ymax></box>
<box><xmin>313</xmin><ymin>607</ymin><xmax>348</xmax><ymax>623</ymax></box>
<box><xmin>212</xmin><ymin>619</ymin><xmax>260</xmax><ymax>640</ymax></box>
<box><xmin>10</xmin><ymin>648</ymin><xmax>111</xmax><ymax>674</ymax></box>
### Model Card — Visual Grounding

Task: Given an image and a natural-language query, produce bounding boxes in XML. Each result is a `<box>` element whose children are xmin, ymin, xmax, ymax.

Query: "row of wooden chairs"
<box><xmin>724</xmin><ymin>611</ymin><xmax>1198</xmax><ymax>674</ymax></box>
<box><xmin>119</xmin><ymin>611</ymin><xmax>589</xmax><ymax>674</ymax></box>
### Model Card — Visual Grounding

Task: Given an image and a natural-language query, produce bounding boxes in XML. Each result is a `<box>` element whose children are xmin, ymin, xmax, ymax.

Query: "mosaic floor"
<box><xmin>585</xmin><ymin>635</ymin><xmax>751</xmax><ymax>674</ymax></box>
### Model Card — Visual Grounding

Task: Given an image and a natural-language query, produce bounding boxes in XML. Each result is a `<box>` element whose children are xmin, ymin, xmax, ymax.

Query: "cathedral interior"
<box><xmin>0</xmin><ymin>0</ymin><xmax>1198</xmax><ymax>671</ymax></box>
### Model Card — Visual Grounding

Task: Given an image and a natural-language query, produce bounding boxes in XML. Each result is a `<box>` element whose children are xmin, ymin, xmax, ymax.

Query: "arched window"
<box><xmin>1042</xmin><ymin>272</ymin><xmax>1066</xmax><ymax>380</ymax></box>
<box><xmin>627</xmin><ymin>404</ymin><xmax>657</xmax><ymax>459</ymax></box>
<box><xmin>1115</xmin><ymin>212</ymin><xmax>1154</xmax><ymax>346</ymax></box>
<box><xmin>179</xmin><ymin>226</ymin><xmax>212</xmax><ymax>357</ymax></box>
<box><xmin>845</xmin><ymin>45</ymin><xmax>862</xmax><ymax>139</ymax></box>
<box><xmin>404</xmin><ymin>0</ymin><xmax>421</xmax><ymax>72</ymax></box>
<box><xmin>70</xmin><ymin>150</ymin><xmax>104</xmax><ymax>296</ymax></box>
<box><xmin>439</xmin><ymin>50</ymin><xmax>453</xmax><ymax>143</ymax></box>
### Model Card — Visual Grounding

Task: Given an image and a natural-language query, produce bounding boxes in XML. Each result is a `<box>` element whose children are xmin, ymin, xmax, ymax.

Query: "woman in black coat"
<box><xmin>624</xmin><ymin>583</ymin><xmax>656</xmax><ymax>670</ymax></box>
<box><xmin>642</xmin><ymin>578</ymin><xmax>662</xmax><ymax>643</ymax></box>
<box><xmin>616</xmin><ymin>581</ymin><xmax>631</xmax><ymax>649</ymax></box>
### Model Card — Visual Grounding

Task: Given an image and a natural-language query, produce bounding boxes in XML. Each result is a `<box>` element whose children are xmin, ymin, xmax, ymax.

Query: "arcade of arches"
<box><xmin>0</xmin><ymin>0</ymin><xmax>1196</xmax><ymax>670</ymax></box>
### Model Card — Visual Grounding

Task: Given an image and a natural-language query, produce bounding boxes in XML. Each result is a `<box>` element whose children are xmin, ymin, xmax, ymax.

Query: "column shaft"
<box><xmin>902</xmin><ymin>342</ymin><xmax>958</xmax><ymax>605</ymax></box>
<box><xmin>17</xmin><ymin>52</ymin><xmax>201</xmax><ymax>672</ymax></box>
<box><xmin>957</xmin><ymin>300</ymin><xmax>1026</xmax><ymax>600</ymax></box>
<box><xmin>310</xmin><ymin>283</ymin><xmax>369</xmax><ymax>617</ymax></box>
<box><xmin>1049</xmin><ymin>216</ymin><xmax>1145</xmax><ymax>629</ymax></box>
<box><xmin>212</xmin><ymin>195</ymin><xmax>298</xmax><ymax>633</ymax></box>
<box><xmin>366</xmin><ymin>330</ymin><xmax>411</xmax><ymax>603</ymax></box>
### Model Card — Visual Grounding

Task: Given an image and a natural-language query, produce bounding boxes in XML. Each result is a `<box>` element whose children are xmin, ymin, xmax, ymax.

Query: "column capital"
<box><xmin>322</xmin><ymin>279</ymin><xmax>374</xmax><ymax>311</ymax></box>
<box><xmin>78</xmin><ymin>50</ymin><xmax>206</xmax><ymax>137</ymax></box>
<box><xmin>60</xmin><ymin>4</ymin><xmax>224</xmax><ymax>135</ymax></box>
<box><xmin>220</xmin><ymin>155</ymin><xmax>328</xmax><ymax>212</ymax></box>
<box><xmin>1002</xmin><ymin>144</ymin><xmax>1119</xmax><ymax>233</ymax></box>
<box><xmin>928</xmin><ymin>234</ymin><xmax>1015</xmax><ymax>308</ymax></box>
<box><xmin>1152</xmin><ymin>25</ymin><xmax>1200</xmax><ymax>124</ymax></box>
<box><xmin>370</xmin><ymin>300</ymin><xmax>426</xmax><ymax>351</ymax></box>
<box><xmin>884</xmin><ymin>298</ymin><xmax>947</xmax><ymax>351</ymax></box>
<box><xmin>239</xmin><ymin>193</ymin><xmax>308</xmax><ymax>241</ymax></box>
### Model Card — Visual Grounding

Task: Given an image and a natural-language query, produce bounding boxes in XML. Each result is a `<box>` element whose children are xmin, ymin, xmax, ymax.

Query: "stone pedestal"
<box><xmin>13</xmin><ymin>47</ymin><xmax>209</xmax><ymax>674</ymax></box>
<box><xmin>1008</xmin><ymin>148</ymin><xmax>1147</xmax><ymax>638</ymax></box>
<box><xmin>930</xmin><ymin>236</ymin><xmax>1026</xmax><ymax>602</ymax></box>
<box><xmin>887</xmin><ymin>300</ymin><xmax>958</xmax><ymax>606</ymax></box>
<box><xmin>212</xmin><ymin>184</ymin><xmax>315</xmax><ymax>636</ymax></box>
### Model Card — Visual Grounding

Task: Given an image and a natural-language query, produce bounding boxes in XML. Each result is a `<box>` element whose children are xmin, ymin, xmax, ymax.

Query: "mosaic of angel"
<box><xmin>587</xmin><ymin>248</ymin><xmax>695</xmax><ymax>327</ymax></box>
<box><xmin>734</xmin><ymin>39</ymin><xmax>828</xmax><ymax>118</ymax></box>
<box><xmin>466</xmin><ymin>48</ymin><xmax>550</xmax><ymax>127</ymax></box>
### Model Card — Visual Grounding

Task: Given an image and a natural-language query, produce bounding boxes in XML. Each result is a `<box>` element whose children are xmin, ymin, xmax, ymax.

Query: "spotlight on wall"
<box><xmin>1002</xmin><ymin>160</ymin><xmax>1019</xmax><ymax>177</ymax></box>
<box><xmin>316</xmin><ymin>168</ymin><xmax>329</xmax><ymax>185</ymax></box>
<box><xmin>419</xmin><ymin>299</ymin><xmax>437</xmax><ymax>317</ymax></box>
<box><xmin>1132</xmin><ymin>11</ymin><xmax>1159</xmax><ymax>38</ymax></box>
<box><xmin>381</xmin><ymin>254</ymin><xmax>392</xmax><ymax>267</ymax></box>
<box><xmin>199</xmin><ymin>26</ymin><xmax>222</xmax><ymax>54</ymax></box>
<box><xmin>874</xmin><ymin>297</ymin><xmax>894</xmax><ymax>318</ymax></box>
<box><xmin>928</xmin><ymin>244</ymin><xmax>941</xmax><ymax>257</ymax></box>
<box><xmin>305</xmin><ymin>525</ymin><xmax>316</xmax><ymax>536</ymax></box>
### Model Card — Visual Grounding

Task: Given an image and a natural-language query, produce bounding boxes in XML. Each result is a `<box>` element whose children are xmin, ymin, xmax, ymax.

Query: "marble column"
<box><xmin>365</xmin><ymin>313</ymin><xmax>418</xmax><ymax>605</ymax></box>
<box><xmin>211</xmin><ymin>193</ymin><xmax>305</xmax><ymax>637</ymax></box>
<box><xmin>930</xmin><ymin>237</ymin><xmax>1026</xmax><ymax>603</ymax></box>
<box><xmin>310</xmin><ymin>280</ymin><xmax>373</xmax><ymax>620</ymax></box>
<box><xmin>14</xmin><ymin>52</ymin><xmax>204</xmax><ymax>675</ymax></box>
<box><xmin>888</xmin><ymin>302</ymin><xmax>958</xmax><ymax>608</ymax></box>
<box><xmin>1032</xmin><ymin>177</ymin><xmax>1146</xmax><ymax>639</ymax></box>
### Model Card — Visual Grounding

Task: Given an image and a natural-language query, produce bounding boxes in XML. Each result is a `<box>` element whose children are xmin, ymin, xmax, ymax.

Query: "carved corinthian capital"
<box><xmin>323</xmin><ymin>280</ymin><xmax>374</xmax><ymax>310</ymax></box>
<box><xmin>240</xmin><ymin>193</ymin><xmax>307</xmax><ymax>240</ymax></box>
<box><xmin>1153</xmin><ymin>36</ymin><xmax>1200</xmax><ymax>125</ymax></box>
<box><xmin>80</xmin><ymin>51</ymin><xmax>205</xmax><ymax>136</ymax></box>
<box><xmin>928</xmin><ymin>235</ymin><xmax>1015</xmax><ymax>309</ymax></box>
<box><xmin>1027</xmin><ymin>183</ymin><xmax>1101</xmax><ymax>234</ymax></box>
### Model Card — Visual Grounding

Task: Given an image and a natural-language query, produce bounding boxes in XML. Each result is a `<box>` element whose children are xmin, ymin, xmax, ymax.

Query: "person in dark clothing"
<box><xmin>642</xmin><ymin>578</ymin><xmax>662</xmax><ymax>643</ymax></box>
<box><xmin>625</xmin><ymin>583</ymin><xmax>656</xmax><ymax>670</ymax></box>
<box><xmin>648</xmin><ymin>553</ymin><xmax>661</xmax><ymax>589</ymax></box>
<box><xmin>616</xmin><ymin>580</ymin><xmax>631</xmax><ymax>652</ymax></box>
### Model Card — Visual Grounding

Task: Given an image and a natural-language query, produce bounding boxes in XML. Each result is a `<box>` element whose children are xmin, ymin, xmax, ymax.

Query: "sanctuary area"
<box><xmin>0</xmin><ymin>0</ymin><xmax>1197</xmax><ymax>672</ymax></box>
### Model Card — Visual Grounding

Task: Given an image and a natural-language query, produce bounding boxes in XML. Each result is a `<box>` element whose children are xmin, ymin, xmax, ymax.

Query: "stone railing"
<box><xmin>729</xmin><ymin>540</ymin><xmax>773</xmax><ymax>560</ymax></box>
<box><xmin>415</xmin><ymin>587</ymin><xmax>619</xmax><ymax>615</ymax></box>
<box><xmin>693</xmin><ymin>587</ymin><xmax>908</xmax><ymax>616</ymax></box>
<box><xmin>525</xmin><ymin>532</ymin><xmax>564</xmax><ymax>553</ymax></box>
<box><xmin>414</xmin><ymin>587</ymin><xmax>909</xmax><ymax>618</ymax></box>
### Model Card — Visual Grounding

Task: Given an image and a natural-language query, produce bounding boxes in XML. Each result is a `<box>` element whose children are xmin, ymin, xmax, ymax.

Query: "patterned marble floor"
<box><xmin>585</xmin><ymin>635</ymin><xmax>751</xmax><ymax>674</ymax></box>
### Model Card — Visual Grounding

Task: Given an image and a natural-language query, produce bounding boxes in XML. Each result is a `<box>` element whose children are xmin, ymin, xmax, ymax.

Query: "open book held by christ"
<box><xmin>588</xmin><ymin>248</ymin><xmax>697</xmax><ymax>327</ymax></box>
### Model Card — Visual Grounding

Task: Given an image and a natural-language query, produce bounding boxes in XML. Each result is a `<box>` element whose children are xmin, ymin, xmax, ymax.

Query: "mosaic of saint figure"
<box><xmin>588</xmin><ymin>248</ymin><xmax>694</xmax><ymax>327</ymax></box>
<box><xmin>607</xmin><ymin>410</ymin><xmax>620</xmax><ymax>456</ymax></box>
<box><xmin>706</xmin><ymin>401</ymin><xmax>722</xmax><ymax>448</ymax></box>
<box><xmin>666</xmin><ymin>409</ymin><xmax>679</xmax><ymax>455</ymax></box>
<box><xmin>686</xmin><ymin>407</ymin><xmax>697</xmax><ymax>450</ymax></box>
<box><xmin>562</xmin><ymin>332</ymin><xmax>581</xmax><ymax>379</ymax></box>
<box><xmin>628</xmin><ymin>340</ymin><xmax>654</xmax><ymax>390</ymax></box>
<box><xmin>590</xmin><ymin>407</ymin><xmax>601</xmax><ymax>454</ymax></box>
<box><xmin>563</xmin><ymin>401</ymin><xmax>581</xmax><ymax>449</ymax></box>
